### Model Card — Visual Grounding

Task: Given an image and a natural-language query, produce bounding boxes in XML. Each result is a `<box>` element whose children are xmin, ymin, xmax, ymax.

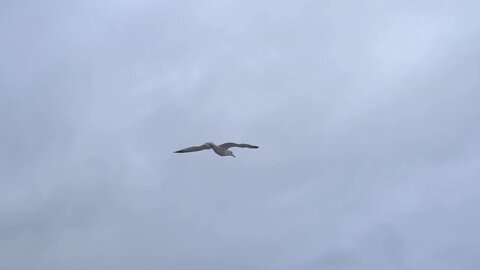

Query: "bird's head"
<box><xmin>227</xmin><ymin>150</ymin><xmax>235</xmax><ymax>158</ymax></box>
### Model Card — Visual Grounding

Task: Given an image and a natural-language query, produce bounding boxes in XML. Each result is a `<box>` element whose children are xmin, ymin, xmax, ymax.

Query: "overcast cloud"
<box><xmin>1</xmin><ymin>0</ymin><xmax>479</xmax><ymax>269</ymax></box>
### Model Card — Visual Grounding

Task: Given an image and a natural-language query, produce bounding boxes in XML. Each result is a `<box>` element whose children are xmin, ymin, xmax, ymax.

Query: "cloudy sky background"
<box><xmin>1</xmin><ymin>0</ymin><xmax>479</xmax><ymax>269</ymax></box>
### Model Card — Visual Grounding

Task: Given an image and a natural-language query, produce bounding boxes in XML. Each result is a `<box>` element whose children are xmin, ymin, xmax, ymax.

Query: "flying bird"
<box><xmin>174</xmin><ymin>142</ymin><xmax>259</xmax><ymax>157</ymax></box>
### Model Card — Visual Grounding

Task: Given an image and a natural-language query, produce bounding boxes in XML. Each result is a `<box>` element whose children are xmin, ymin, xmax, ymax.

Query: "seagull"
<box><xmin>174</xmin><ymin>142</ymin><xmax>259</xmax><ymax>157</ymax></box>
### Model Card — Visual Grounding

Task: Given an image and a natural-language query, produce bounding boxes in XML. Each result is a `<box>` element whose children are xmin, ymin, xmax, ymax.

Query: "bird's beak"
<box><xmin>232</xmin><ymin>154</ymin><xmax>236</xmax><ymax>158</ymax></box>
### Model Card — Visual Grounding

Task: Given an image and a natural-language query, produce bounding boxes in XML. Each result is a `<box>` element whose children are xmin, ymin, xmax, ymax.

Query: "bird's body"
<box><xmin>174</xmin><ymin>142</ymin><xmax>259</xmax><ymax>157</ymax></box>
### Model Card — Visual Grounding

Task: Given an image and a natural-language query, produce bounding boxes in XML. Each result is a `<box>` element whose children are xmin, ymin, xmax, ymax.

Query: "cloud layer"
<box><xmin>1</xmin><ymin>0</ymin><xmax>479</xmax><ymax>269</ymax></box>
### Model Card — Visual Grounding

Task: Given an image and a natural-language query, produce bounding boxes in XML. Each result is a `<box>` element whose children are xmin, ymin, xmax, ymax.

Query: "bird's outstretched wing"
<box><xmin>174</xmin><ymin>144</ymin><xmax>210</xmax><ymax>153</ymax></box>
<box><xmin>219</xmin><ymin>142</ymin><xmax>259</xmax><ymax>149</ymax></box>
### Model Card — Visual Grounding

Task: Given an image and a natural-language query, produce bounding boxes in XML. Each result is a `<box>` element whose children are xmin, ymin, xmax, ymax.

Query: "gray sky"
<box><xmin>1</xmin><ymin>0</ymin><xmax>479</xmax><ymax>269</ymax></box>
